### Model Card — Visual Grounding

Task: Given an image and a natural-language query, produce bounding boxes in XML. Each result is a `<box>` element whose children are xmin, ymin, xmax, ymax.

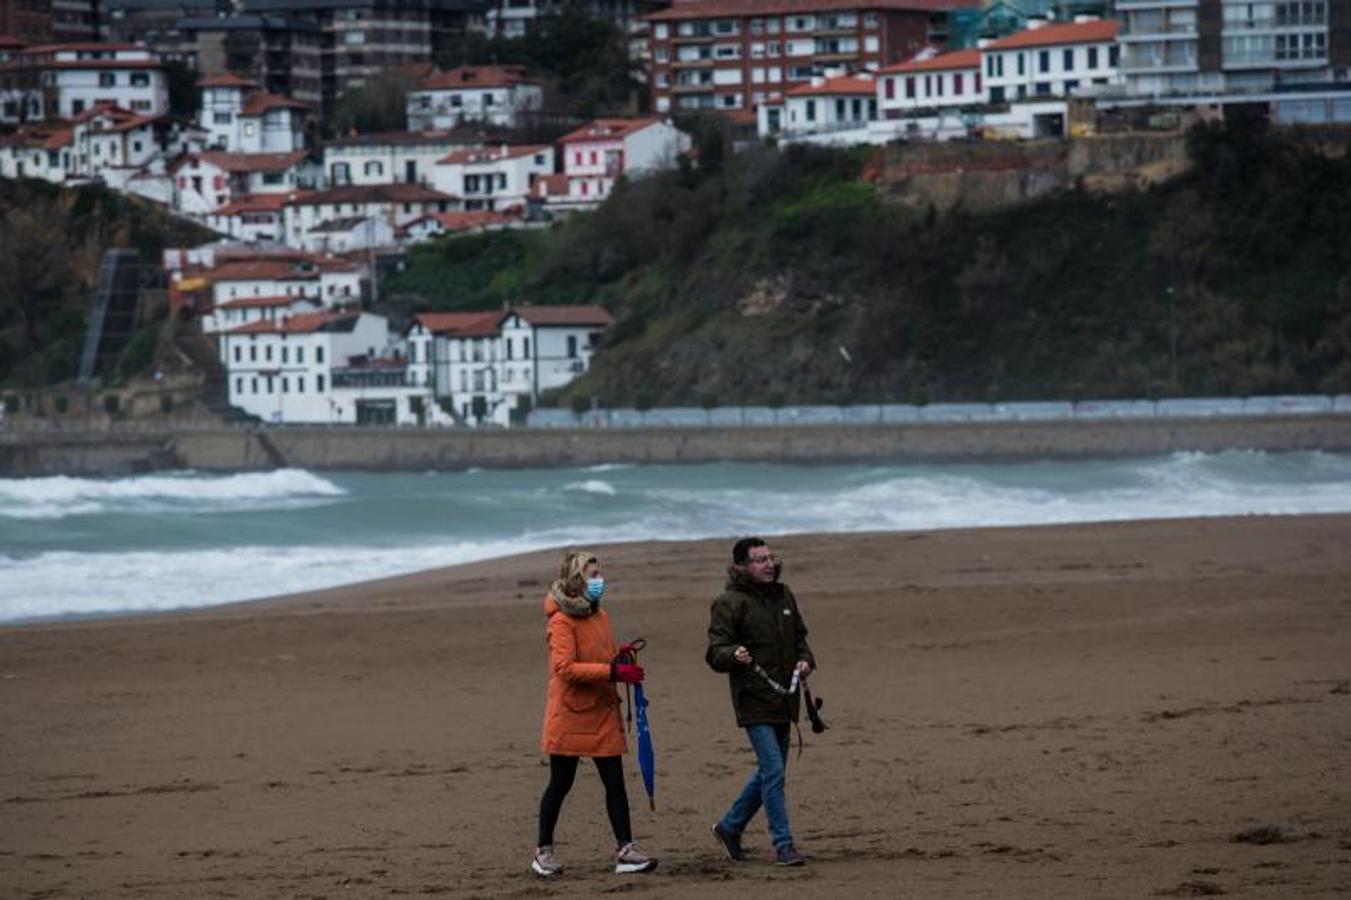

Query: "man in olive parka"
<box><xmin>706</xmin><ymin>536</ymin><xmax>816</xmax><ymax>867</ymax></box>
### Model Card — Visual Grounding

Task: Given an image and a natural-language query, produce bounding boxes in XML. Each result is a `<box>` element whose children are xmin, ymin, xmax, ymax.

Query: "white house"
<box><xmin>757</xmin><ymin>72</ymin><xmax>878</xmax><ymax>141</ymax></box>
<box><xmin>221</xmin><ymin>310</ymin><xmax>430</xmax><ymax>425</ymax></box>
<box><xmin>431</xmin><ymin>143</ymin><xmax>553</xmax><ymax>211</ymax></box>
<box><xmin>498</xmin><ymin>305</ymin><xmax>612</xmax><ymax>423</ymax></box>
<box><xmin>199</xmin><ymin>253</ymin><xmax>364</xmax><ymax>333</ymax></box>
<box><xmin>205</xmin><ymin>192</ymin><xmax>296</xmax><ymax>243</ymax></box>
<box><xmin>878</xmin><ymin>48</ymin><xmax>983</xmax><ymax>117</ymax></box>
<box><xmin>207</xmin><ymin>294</ymin><xmax>322</xmax><ymax>336</ymax></box>
<box><xmin>281</xmin><ymin>183</ymin><xmax>458</xmax><ymax>248</ymax></box>
<box><xmin>555</xmin><ymin>117</ymin><xmax>690</xmax><ymax>209</ymax></box>
<box><xmin>398</xmin><ymin>209</ymin><xmax>523</xmax><ymax>244</ymax></box>
<box><xmin>983</xmin><ymin>18</ymin><xmax>1121</xmax><ymax>104</ymax></box>
<box><xmin>172</xmin><ymin>150</ymin><xmax>317</xmax><ymax>215</ymax></box>
<box><xmin>0</xmin><ymin>42</ymin><xmax>169</xmax><ymax>124</ymax></box>
<box><xmin>301</xmin><ymin>215</ymin><xmax>396</xmax><ymax>254</ymax></box>
<box><xmin>405</xmin><ymin>65</ymin><xmax>545</xmax><ymax>131</ymax></box>
<box><xmin>198</xmin><ymin>73</ymin><xmax>310</xmax><ymax>154</ymax></box>
<box><xmin>407</xmin><ymin>304</ymin><xmax>612</xmax><ymax>425</ymax></box>
<box><xmin>0</xmin><ymin>123</ymin><xmax>73</xmax><ymax>182</ymax></box>
<box><xmin>323</xmin><ymin>130</ymin><xmax>481</xmax><ymax>188</ymax></box>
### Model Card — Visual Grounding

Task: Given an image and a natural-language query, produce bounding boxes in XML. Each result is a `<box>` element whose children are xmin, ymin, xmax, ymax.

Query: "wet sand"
<box><xmin>3</xmin><ymin>515</ymin><xmax>1351</xmax><ymax>898</ymax></box>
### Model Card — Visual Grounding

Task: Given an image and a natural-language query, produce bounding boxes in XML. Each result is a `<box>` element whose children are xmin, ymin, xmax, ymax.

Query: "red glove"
<box><xmin>611</xmin><ymin>663</ymin><xmax>645</xmax><ymax>684</ymax></box>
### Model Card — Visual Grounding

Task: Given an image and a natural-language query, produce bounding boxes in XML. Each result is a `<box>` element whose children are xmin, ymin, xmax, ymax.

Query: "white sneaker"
<box><xmin>530</xmin><ymin>845</ymin><xmax>562</xmax><ymax>877</ymax></box>
<box><xmin>613</xmin><ymin>841</ymin><xmax>657</xmax><ymax>874</ymax></box>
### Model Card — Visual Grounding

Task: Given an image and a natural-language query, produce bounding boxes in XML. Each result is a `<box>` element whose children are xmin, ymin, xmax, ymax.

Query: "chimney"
<box><xmin>1073</xmin><ymin>14</ymin><xmax>1099</xmax><ymax>23</ymax></box>
<box><xmin>977</xmin><ymin>38</ymin><xmax>993</xmax><ymax>48</ymax></box>
<box><xmin>1027</xmin><ymin>18</ymin><xmax>1049</xmax><ymax>30</ymax></box>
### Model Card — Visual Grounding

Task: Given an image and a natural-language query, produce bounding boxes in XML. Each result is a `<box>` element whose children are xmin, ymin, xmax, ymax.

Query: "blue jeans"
<box><xmin>718</xmin><ymin>723</ymin><xmax>793</xmax><ymax>850</ymax></box>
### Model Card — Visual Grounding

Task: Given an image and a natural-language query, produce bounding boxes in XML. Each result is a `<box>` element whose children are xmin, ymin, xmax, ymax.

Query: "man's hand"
<box><xmin>733</xmin><ymin>646</ymin><xmax>752</xmax><ymax>666</ymax></box>
<box><xmin>795</xmin><ymin>660</ymin><xmax>812</xmax><ymax>677</ymax></box>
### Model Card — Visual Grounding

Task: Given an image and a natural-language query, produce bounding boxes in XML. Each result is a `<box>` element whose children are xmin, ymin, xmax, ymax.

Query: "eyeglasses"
<box><xmin>745</xmin><ymin>554</ymin><xmax>777</xmax><ymax>565</ymax></box>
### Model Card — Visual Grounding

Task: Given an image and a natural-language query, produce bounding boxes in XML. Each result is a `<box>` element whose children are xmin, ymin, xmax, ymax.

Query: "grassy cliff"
<box><xmin>384</xmin><ymin>121</ymin><xmax>1351</xmax><ymax>406</ymax></box>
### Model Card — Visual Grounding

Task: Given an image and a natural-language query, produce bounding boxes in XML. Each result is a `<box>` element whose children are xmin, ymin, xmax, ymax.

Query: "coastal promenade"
<box><xmin>3</xmin><ymin>413</ymin><xmax>1351</xmax><ymax>476</ymax></box>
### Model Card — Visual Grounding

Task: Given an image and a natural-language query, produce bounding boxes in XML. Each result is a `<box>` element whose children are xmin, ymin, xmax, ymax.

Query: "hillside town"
<box><xmin>2</xmin><ymin>0</ymin><xmax>1349</xmax><ymax>425</ymax></box>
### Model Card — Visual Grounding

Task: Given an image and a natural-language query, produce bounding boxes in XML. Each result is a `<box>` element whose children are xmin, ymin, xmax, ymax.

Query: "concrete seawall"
<box><xmin>3</xmin><ymin>414</ymin><xmax>1350</xmax><ymax>477</ymax></box>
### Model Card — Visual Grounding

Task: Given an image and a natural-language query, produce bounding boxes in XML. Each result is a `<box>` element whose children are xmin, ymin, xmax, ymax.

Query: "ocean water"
<box><xmin>3</xmin><ymin>451</ymin><xmax>1351</xmax><ymax>624</ymax></box>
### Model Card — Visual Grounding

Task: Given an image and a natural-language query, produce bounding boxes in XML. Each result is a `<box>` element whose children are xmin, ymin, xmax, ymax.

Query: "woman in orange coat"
<box><xmin>530</xmin><ymin>550</ymin><xmax>657</xmax><ymax>878</ymax></box>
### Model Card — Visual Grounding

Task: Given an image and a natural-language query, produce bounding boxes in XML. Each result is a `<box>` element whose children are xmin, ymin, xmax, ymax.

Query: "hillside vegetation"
<box><xmin>0</xmin><ymin>180</ymin><xmax>214</xmax><ymax>388</ymax></box>
<box><xmin>384</xmin><ymin>122</ymin><xmax>1351</xmax><ymax>406</ymax></box>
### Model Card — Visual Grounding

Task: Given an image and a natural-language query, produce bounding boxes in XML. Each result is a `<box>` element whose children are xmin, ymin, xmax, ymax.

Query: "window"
<box><xmin>99</xmin><ymin>72</ymin><xmax>116</xmax><ymax>87</ymax></box>
<box><xmin>1088</xmin><ymin>46</ymin><xmax>1099</xmax><ymax>69</ymax></box>
<box><xmin>252</xmin><ymin>377</ymin><xmax>258</xmax><ymax>393</ymax></box>
<box><xmin>234</xmin><ymin>345</ymin><xmax>242</xmax><ymax>362</ymax></box>
<box><xmin>281</xmin><ymin>346</ymin><xmax>289</xmax><ymax>364</ymax></box>
<box><xmin>214</xmin><ymin>111</ymin><xmax>232</xmax><ymax>125</ymax></box>
<box><xmin>524</xmin><ymin>337</ymin><xmax>530</xmax><ymax>357</ymax></box>
<box><xmin>317</xmin><ymin>346</ymin><xmax>324</xmax><ymax>363</ymax></box>
<box><xmin>317</xmin><ymin>374</ymin><xmax>324</xmax><ymax>392</ymax></box>
<box><xmin>130</xmin><ymin>72</ymin><xmax>149</xmax><ymax>87</ymax></box>
<box><xmin>1017</xmin><ymin>53</ymin><xmax>1025</xmax><ymax>76</ymax></box>
<box><xmin>250</xmin><ymin>345</ymin><xmax>257</xmax><ymax>362</ymax></box>
<box><xmin>282</xmin><ymin>378</ymin><xmax>289</xmax><ymax>393</ymax></box>
<box><xmin>885</xmin><ymin>77</ymin><xmax>895</xmax><ymax>100</ymax></box>
<box><xmin>805</xmin><ymin>99</ymin><xmax>816</xmax><ymax>122</ymax></box>
<box><xmin>955</xmin><ymin>73</ymin><xmax>964</xmax><ymax>95</ymax></box>
<box><xmin>1039</xmin><ymin>50</ymin><xmax>1050</xmax><ymax>73</ymax></box>
<box><xmin>235</xmin><ymin>377</ymin><xmax>243</xmax><ymax>394</ymax></box>
<box><xmin>364</xmin><ymin>161</ymin><xmax>383</xmax><ymax>176</ymax></box>
<box><xmin>297</xmin><ymin>377</ymin><xmax>305</xmax><ymax>393</ymax></box>
<box><xmin>1063</xmin><ymin>48</ymin><xmax>1074</xmax><ymax>71</ymax></box>
<box><xmin>297</xmin><ymin>347</ymin><xmax>304</xmax><ymax>363</ymax></box>
<box><xmin>265</xmin><ymin>345</ymin><xmax>273</xmax><ymax>362</ymax></box>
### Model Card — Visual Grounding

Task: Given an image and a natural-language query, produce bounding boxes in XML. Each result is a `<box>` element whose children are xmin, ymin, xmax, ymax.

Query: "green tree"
<box><xmin>328</xmin><ymin>68</ymin><xmax>423</xmax><ymax>137</ymax></box>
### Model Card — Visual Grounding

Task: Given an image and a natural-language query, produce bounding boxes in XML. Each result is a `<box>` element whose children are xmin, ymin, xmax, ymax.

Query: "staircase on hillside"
<box><xmin>170</xmin><ymin>323</ymin><xmax>259</xmax><ymax>425</ymax></box>
<box><xmin>78</xmin><ymin>249</ymin><xmax>143</xmax><ymax>384</ymax></box>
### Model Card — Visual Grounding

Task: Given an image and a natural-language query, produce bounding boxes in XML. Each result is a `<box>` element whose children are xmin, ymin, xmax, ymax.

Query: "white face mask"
<box><xmin>585</xmin><ymin>577</ymin><xmax>605</xmax><ymax>601</ymax></box>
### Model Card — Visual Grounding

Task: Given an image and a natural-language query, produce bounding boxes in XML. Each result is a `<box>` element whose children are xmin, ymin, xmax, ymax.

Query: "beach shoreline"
<box><xmin>4</xmin><ymin>514</ymin><xmax>1351</xmax><ymax>897</ymax></box>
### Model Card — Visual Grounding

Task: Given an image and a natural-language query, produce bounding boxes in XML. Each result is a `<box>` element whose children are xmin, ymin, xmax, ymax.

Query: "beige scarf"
<box><xmin>549</xmin><ymin>550</ymin><xmax>599</xmax><ymax>617</ymax></box>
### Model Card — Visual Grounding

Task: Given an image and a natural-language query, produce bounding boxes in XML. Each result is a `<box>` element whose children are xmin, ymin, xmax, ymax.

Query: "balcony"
<box><xmin>671</xmin><ymin>56</ymin><xmax>717</xmax><ymax>68</ymax></box>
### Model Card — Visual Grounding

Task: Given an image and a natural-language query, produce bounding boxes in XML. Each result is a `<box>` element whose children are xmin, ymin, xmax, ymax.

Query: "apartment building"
<box><xmin>983</xmin><ymin>16</ymin><xmax>1119</xmax><ymax>102</ymax></box>
<box><xmin>0</xmin><ymin>41</ymin><xmax>168</xmax><ymax>123</ymax></box>
<box><xmin>1</xmin><ymin>0</ymin><xmax>54</xmax><ymax>43</ymax></box>
<box><xmin>239</xmin><ymin>0</ymin><xmax>489</xmax><ymax>117</ymax></box>
<box><xmin>405</xmin><ymin>64</ymin><xmax>544</xmax><ymax>130</ymax></box>
<box><xmin>1116</xmin><ymin>0</ymin><xmax>1351</xmax><ymax>97</ymax></box>
<box><xmin>179</xmin><ymin>12</ymin><xmax>323</xmax><ymax>107</ymax></box>
<box><xmin>645</xmin><ymin>0</ymin><xmax>976</xmax><ymax>116</ymax></box>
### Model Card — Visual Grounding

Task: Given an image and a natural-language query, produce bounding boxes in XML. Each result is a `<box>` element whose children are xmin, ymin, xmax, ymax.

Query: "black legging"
<box><xmin>537</xmin><ymin>754</ymin><xmax>632</xmax><ymax>848</ymax></box>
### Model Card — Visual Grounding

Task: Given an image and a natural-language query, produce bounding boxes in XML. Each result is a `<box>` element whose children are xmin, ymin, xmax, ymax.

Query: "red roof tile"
<box><xmin>559</xmin><ymin>117</ymin><xmax>663</xmax><ymax>144</ymax></box>
<box><xmin>227</xmin><ymin>311</ymin><xmax>359</xmax><ymax>335</ymax></box>
<box><xmin>512</xmin><ymin>305</ymin><xmax>613</xmax><ymax>327</ymax></box>
<box><xmin>785</xmin><ymin>74</ymin><xmax>876</xmax><ymax>97</ymax></box>
<box><xmin>986</xmin><ymin>19</ymin><xmax>1118</xmax><ymax>51</ymax></box>
<box><xmin>210</xmin><ymin>193</ymin><xmax>296</xmax><ymax>215</ymax></box>
<box><xmin>290</xmin><ymin>183</ymin><xmax>456</xmax><ymax>206</ymax></box>
<box><xmin>177</xmin><ymin>150</ymin><xmax>310</xmax><ymax>174</ymax></box>
<box><xmin>880</xmin><ymin>48</ymin><xmax>980</xmax><ymax>74</ymax></box>
<box><xmin>197</xmin><ymin>72</ymin><xmax>259</xmax><ymax>89</ymax></box>
<box><xmin>418</xmin><ymin>64</ymin><xmax>536</xmax><ymax>91</ymax></box>
<box><xmin>411</xmin><ymin>311</ymin><xmax>504</xmax><ymax>337</ymax></box>
<box><xmin>240</xmin><ymin>91</ymin><xmax>310</xmax><ymax>115</ymax></box>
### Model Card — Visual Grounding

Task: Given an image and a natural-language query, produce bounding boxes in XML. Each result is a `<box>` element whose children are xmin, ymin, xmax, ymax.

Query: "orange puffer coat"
<box><xmin>541</xmin><ymin>593</ymin><xmax>627</xmax><ymax>757</ymax></box>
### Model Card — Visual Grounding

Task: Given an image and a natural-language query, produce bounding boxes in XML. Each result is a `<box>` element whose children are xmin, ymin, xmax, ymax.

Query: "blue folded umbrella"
<box><xmin>634</xmin><ymin>681</ymin><xmax>655</xmax><ymax>811</ymax></box>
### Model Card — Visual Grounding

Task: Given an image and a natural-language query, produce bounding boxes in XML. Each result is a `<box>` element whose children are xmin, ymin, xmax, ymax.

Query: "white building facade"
<box><xmin>0</xmin><ymin>42</ymin><xmax>169</xmax><ymax>124</ymax></box>
<box><xmin>405</xmin><ymin>65</ymin><xmax>545</xmax><ymax>130</ymax></box>
<box><xmin>556</xmin><ymin>117</ymin><xmax>689</xmax><ymax>208</ymax></box>
<box><xmin>431</xmin><ymin>143</ymin><xmax>553</xmax><ymax>211</ymax></box>
<box><xmin>983</xmin><ymin>18</ymin><xmax>1121</xmax><ymax>104</ymax></box>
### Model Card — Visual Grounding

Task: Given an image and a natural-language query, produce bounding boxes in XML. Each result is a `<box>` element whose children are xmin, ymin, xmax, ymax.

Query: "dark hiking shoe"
<box><xmin>775</xmin><ymin>844</ymin><xmax>805</xmax><ymax>867</ymax></box>
<box><xmin>712</xmin><ymin>822</ymin><xmax>744</xmax><ymax>861</ymax></box>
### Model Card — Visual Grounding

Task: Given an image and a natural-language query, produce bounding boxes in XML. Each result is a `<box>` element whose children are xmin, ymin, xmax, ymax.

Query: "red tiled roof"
<box><xmin>210</xmin><ymin>193</ymin><xmax>296</xmax><ymax>215</ymax></box>
<box><xmin>324</xmin><ymin>129</ymin><xmax>477</xmax><ymax>149</ymax></box>
<box><xmin>216</xmin><ymin>294</ymin><xmax>314</xmax><ymax>309</ymax></box>
<box><xmin>240</xmin><ymin>91</ymin><xmax>310</xmax><ymax>115</ymax></box>
<box><xmin>785</xmin><ymin>74</ymin><xmax>876</xmax><ymax>97</ymax></box>
<box><xmin>559</xmin><ymin>117</ymin><xmax>663</xmax><ymax>144</ymax></box>
<box><xmin>880</xmin><ymin>48</ymin><xmax>980</xmax><ymax>74</ymax></box>
<box><xmin>986</xmin><ymin>19</ymin><xmax>1118</xmax><ymax>51</ymax></box>
<box><xmin>648</xmin><ymin>0</ymin><xmax>975</xmax><ymax>21</ymax></box>
<box><xmin>227</xmin><ymin>311</ymin><xmax>359</xmax><ymax>335</ymax></box>
<box><xmin>42</xmin><ymin>128</ymin><xmax>72</xmax><ymax>150</ymax></box>
<box><xmin>290</xmin><ymin>183</ymin><xmax>456</xmax><ymax>206</ymax></box>
<box><xmin>418</xmin><ymin>64</ymin><xmax>535</xmax><ymax>91</ymax></box>
<box><xmin>408</xmin><ymin>210</ymin><xmax>521</xmax><ymax>233</ymax></box>
<box><xmin>177</xmin><ymin>150</ymin><xmax>310</xmax><ymax>174</ymax></box>
<box><xmin>533</xmin><ymin>173</ymin><xmax>568</xmax><ymax>197</ymax></box>
<box><xmin>0</xmin><ymin>35</ymin><xmax>28</xmax><ymax>50</ymax></box>
<box><xmin>411</xmin><ymin>311</ymin><xmax>504</xmax><ymax>337</ymax></box>
<box><xmin>197</xmin><ymin>72</ymin><xmax>259</xmax><ymax>89</ymax></box>
<box><xmin>512</xmin><ymin>305</ymin><xmax>613</xmax><ymax>327</ymax></box>
<box><xmin>438</xmin><ymin>143</ymin><xmax>550</xmax><ymax>166</ymax></box>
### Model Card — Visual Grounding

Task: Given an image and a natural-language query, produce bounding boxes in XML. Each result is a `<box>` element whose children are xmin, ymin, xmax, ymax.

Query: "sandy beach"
<box><xmin>3</xmin><ymin>514</ymin><xmax>1351</xmax><ymax>898</ymax></box>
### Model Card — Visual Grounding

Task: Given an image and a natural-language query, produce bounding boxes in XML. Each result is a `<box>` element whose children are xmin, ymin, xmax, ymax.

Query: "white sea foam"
<box><xmin>4</xmin><ymin>451</ymin><xmax>1351</xmax><ymax>623</ymax></box>
<box><xmin>0</xmin><ymin>469</ymin><xmax>345</xmax><ymax>520</ymax></box>
<box><xmin>561</xmin><ymin>479</ymin><xmax>618</xmax><ymax>496</ymax></box>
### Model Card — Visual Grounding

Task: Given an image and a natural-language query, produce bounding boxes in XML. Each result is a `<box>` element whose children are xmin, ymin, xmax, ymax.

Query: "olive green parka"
<box><xmin>706</xmin><ymin>566</ymin><xmax>817</xmax><ymax>727</ymax></box>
